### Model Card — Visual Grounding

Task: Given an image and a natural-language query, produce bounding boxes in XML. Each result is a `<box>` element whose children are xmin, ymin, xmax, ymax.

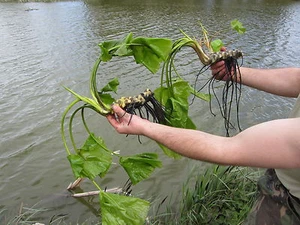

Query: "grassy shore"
<box><xmin>150</xmin><ymin>165</ymin><xmax>261</xmax><ymax>225</ymax></box>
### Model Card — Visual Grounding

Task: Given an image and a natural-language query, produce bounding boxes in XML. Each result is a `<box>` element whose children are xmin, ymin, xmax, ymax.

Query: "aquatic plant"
<box><xmin>61</xmin><ymin>20</ymin><xmax>245</xmax><ymax>224</ymax></box>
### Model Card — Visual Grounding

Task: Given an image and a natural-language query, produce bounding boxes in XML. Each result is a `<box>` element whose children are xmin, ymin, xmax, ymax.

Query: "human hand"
<box><xmin>210</xmin><ymin>47</ymin><xmax>230</xmax><ymax>81</ymax></box>
<box><xmin>106</xmin><ymin>104</ymin><xmax>150</xmax><ymax>135</ymax></box>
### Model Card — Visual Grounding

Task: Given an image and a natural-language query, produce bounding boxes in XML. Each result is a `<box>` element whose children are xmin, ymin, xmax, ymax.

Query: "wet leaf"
<box><xmin>98</xmin><ymin>93</ymin><xmax>115</xmax><ymax>107</ymax></box>
<box><xmin>158</xmin><ymin>143</ymin><xmax>181</xmax><ymax>159</ymax></box>
<box><xmin>67</xmin><ymin>134</ymin><xmax>112</xmax><ymax>180</ymax></box>
<box><xmin>64</xmin><ymin>87</ymin><xmax>97</xmax><ymax>108</ymax></box>
<box><xmin>99</xmin><ymin>40</ymin><xmax>119</xmax><ymax>62</ymax></box>
<box><xmin>98</xmin><ymin>34</ymin><xmax>172</xmax><ymax>74</ymax></box>
<box><xmin>210</xmin><ymin>39</ymin><xmax>224</xmax><ymax>52</ymax></box>
<box><xmin>99</xmin><ymin>191</ymin><xmax>150</xmax><ymax>225</ymax></box>
<box><xmin>188</xmin><ymin>85</ymin><xmax>211</xmax><ymax>102</ymax></box>
<box><xmin>101</xmin><ymin>77</ymin><xmax>120</xmax><ymax>93</ymax></box>
<box><xmin>120</xmin><ymin>153</ymin><xmax>162</xmax><ymax>185</ymax></box>
<box><xmin>67</xmin><ymin>154</ymin><xmax>84</xmax><ymax>178</ymax></box>
<box><xmin>231</xmin><ymin>19</ymin><xmax>246</xmax><ymax>34</ymax></box>
<box><xmin>154</xmin><ymin>80</ymin><xmax>197</xmax><ymax>159</ymax></box>
<box><xmin>132</xmin><ymin>37</ymin><xmax>173</xmax><ymax>61</ymax></box>
<box><xmin>114</xmin><ymin>33</ymin><xmax>134</xmax><ymax>56</ymax></box>
<box><xmin>130</xmin><ymin>37</ymin><xmax>173</xmax><ymax>73</ymax></box>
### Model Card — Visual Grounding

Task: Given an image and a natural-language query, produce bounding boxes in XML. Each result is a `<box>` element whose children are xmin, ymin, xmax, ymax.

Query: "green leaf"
<box><xmin>188</xmin><ymin>85</ymin><xmax>211</xmax><ymax>102</ymax></box>
<box><xmin>154</xmin><ymin>81</ymin><xmax>196</xmax><ymax>159</ymax></box>
<box><xmin>99</xmin><ymin>191</ymin><xmax>150</xmax><ymax>225</ymax></box>
<box><xmin>98</xmin><ymin>34</ymin><xmax>172</xmax><ymax>74</ymax></box>
<box><xmin>172</xmin><ymin>80</ymin><xmax>191</xmax><ymax>102</ymax></box>
<box><xmin>67</xmin><ymin>134</ymin><xmax>112</xmax><ymax>179</ymax></box>
<box><xmin>157</xmin><ymin>143</ymin><xmax>181</xmax><ymax>159</ymax></box>
<box><xmin>154</xmin><ymin>80</ymin><xmax>196</xmax><ymax>129</ymax></box>
<box><xmin>130</xmin><ymin>37</ymin><xmax>173</xmax><ymax>74</ymax></box>
<box><xmin>67</xmin><ymin>154</ymin><xmax>84</xmax><ymax>178</ymax></box>
<box><xmin>132</xmin><ymin>46</ymin><xmax>162</xmax><ymax>73</ymax></box>
<box><xmin>210</xmin><ymin>39</ymin><xmax>224</xmax><ymax>52</ymax></box>
<box><xmin>114</xmin><ymin>33</ymin><xmax>134</xmax><ymax>56</ymax></box>
<box><xmin>64</xmin><ymin>86</ymin><xmax>109</xmax><ymax>114</ymax></box>
<box><xmin>154</xmin><ymin>86</ymin><xmax>170</xmax><ymax>106</ymax></box>
<box><xmin>120</xmin><ymin>153</ymin><xmax>162</xmax><ymax>185</ymax></box>
<box><xmin>101</xmin><ymin>77</ymin><xmax>120</xmax><ymax>93</ymax></box>
<box><xmin>167</xmin><ymin>97</ymin><xmax>196</xmax><ymax>129</ymax></box>
<box><xmin>132</xmin><ymin>37</ymin><xmax>173</xmax><ymax>61</ymax></box>
<box><xmin>98</xmin><ymin>93</ymin><xmax>115</xmax><ymax>107</ymax></box>
<box><xmin>99</xmin><ymin>41</ymin><xmax>119</xmax><ymax>62</ymax></box>
<box><xmin>231</xmin><ymin>19</ymin><xmax>246</xmax><ymax>34</ymax></box>
<box><xmin>98</xmin><ymin>33</ymin><xmax>134</xmax><ymax>61</ymax></box>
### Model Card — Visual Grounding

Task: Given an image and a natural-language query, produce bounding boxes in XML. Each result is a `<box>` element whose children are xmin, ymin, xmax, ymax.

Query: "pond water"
<box><xmin>0</xmin><ymin>0</ymin><xmax>300</xmax><ymax>223</ymax></box>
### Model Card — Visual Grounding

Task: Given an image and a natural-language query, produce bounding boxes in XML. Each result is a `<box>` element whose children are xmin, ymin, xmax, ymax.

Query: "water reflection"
<box><xmin>0</xmin><ymin>0</ymin><xmax>299</xmax><ymax>223</ymax></box>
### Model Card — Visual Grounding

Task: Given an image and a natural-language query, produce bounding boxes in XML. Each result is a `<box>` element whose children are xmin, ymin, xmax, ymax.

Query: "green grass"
<box><xmin>0</xmin><ymin>202</ymin><xmax>99</xmax><ymax>225</ymax></box>
<box><xmin>150</xmin><ymin>165</ymin><xmax>261</xmax><ymax>225</ymax></box>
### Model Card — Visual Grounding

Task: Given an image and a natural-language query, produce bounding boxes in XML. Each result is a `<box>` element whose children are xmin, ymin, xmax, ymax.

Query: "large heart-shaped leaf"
<box><xmin>99</xmin><ymin>191</ymin><xmax>150</xmax><ymax>225</ymax></box>
<box><xmin>120</xmin><ymin>153</ymin><xmax>162</xmax><ymax>185</ymax></box>
<box><xmin>67</xmin><ymin>134</ymin><xmax>112</xmax><ymax>180</ymax></box>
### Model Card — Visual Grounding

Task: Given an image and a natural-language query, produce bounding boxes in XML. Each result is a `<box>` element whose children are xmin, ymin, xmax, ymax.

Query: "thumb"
<box><xmin>112</xmin><ymin>104</ymin><xmax>126</xmax><ymax>117</ymax></box>
<box><xmin>220</xmin><ymin>46</ymin><xmax>227</xmax><ymax>52</ymax></box>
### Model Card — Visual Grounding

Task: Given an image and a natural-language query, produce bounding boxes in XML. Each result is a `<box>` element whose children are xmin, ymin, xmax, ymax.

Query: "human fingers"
<box><xmin>106</xmin><ymin>107</ymin><xmax>131</xmax><ymax>134</ymax></box>
<box><xmin>220</xmin><ymin>46</ymin><xmax>226</xmax><ymax>52</ymax></box>
<box><xmin>106</xmin><ymin>113</ymin><xmax>119</xmax><ymax>127</ymax></box>
<box><xmin>211</xmin><ymin>61</ymin><xmax>225</xmax><ymax>76</ymax></box>
<box><xmin>111</xmin><ymin>104</ymin><xmax>127</xmax><ymax>118</ymax></box>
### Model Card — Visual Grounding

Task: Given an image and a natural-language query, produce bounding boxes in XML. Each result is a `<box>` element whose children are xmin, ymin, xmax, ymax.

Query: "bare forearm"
<box><xmin>108</xmin><ymin>106</ymin><xmax>300</xmax><ymax>169</ymax></box>
<box><xmin>140</xmin><ymin>118</ymin><xmax>300</xmax><ymax>168</ymax></box>
<box><xmin>141</xmin><ymin>123</ymin><xmax>231</xmax><ymax>164</ymax></box>
<box><xmin>240</xmin><ymin>67</ymin><xmax>300</xmax><ymax>97</ymax></box>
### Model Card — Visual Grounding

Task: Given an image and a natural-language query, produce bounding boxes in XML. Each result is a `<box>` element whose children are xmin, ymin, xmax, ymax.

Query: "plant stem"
<box><xmin>92</xmin><ymin>180</ymin><xmax>102</xmax><ymax>191</ymax></box>
<box><xmin>90</xmin><ymin>57</ymin><xmax>111</xmax><ymax>114</ymax></box>
<box><xmin>61</xmin><ymin>98</ymin><xmax>81</xmax><ymax>156</ymax></box>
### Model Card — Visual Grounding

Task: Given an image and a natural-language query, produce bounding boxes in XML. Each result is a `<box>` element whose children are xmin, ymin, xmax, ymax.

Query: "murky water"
<box><xmin>0</xmin><ymin>0</ymin><xmax>300</xmax><ymax>223</ymax></box>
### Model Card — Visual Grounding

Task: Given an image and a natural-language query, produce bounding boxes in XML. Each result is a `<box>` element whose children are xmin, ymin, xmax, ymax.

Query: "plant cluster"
<box><xmin>151</xmin><ymin>165</ymin><xmax>260</xmax><ymax>225</ymax></box>
<box><xmin>61</xmin><ymin>20</ymin><xmax>246</xmax><ymax>224</ymax></box>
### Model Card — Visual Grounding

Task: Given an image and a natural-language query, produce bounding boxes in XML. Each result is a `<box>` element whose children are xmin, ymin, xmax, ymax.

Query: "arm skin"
<box><xmin>211</xmin><ymin>62</ymin><xmax>300</xmax><ymax>98</ymax></box>
<box><xmin>107</xmin><ymin>105</ymin><xmax>300</xmax><ymax>169</ymax></box>
<box><xmin>107</xmin><ymin>66</ymin><xmax>300</xmax><ymax>169</ymax></box>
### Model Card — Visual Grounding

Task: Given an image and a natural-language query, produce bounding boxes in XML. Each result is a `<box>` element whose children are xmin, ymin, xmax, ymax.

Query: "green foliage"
<box><xmin>100</xmin><ymin>77</ymin><xmax>119</xmax><ymax>93</ymax></box>
<box><xmin>120</xmin><ymin>153</ymin><xmax>162</xmax><ymax>185</ymax></box>
<box><xmin>99</xmin><ymin>33</ymin><xmax>173</xmax><ymax>74</ymax></box>
<box><xmin>150</xmin><ymin>165</ymin><xmax>260</xmax><ymax>225</ymax></box>
<box><xmin>210</xmin><ymin>19</ymin><xmax>246</xmax><ymax>52</ymax></box>
<box><xmin>61</xmin><ymin>19</ymin><xmax>246</xmax><ymax>224</ymax></box>
<box><xmin>67</xmin><ymin>134</ymin><xmax>112</xmax><ymax>179</ymax></box>
<box><xmin>61</xmin><ymin>33</ymin><xmax>175</xmax><ymax>224</ymax></box>
<box><xmin>179</xmin><ymin>166</ymin><xmax>259</xmax><ymax>225</ymax></box>
<box><xmin>231</xmin><ymin>19</ymin><xmax>246</xmax><ymax>34</ymax></box>
<box><xmin>99</xmin><ymin>191</ymin><xmax>150</xmax><ymax>225</ymax></box>
<box><xmin>155</xmin><ymin>80</ymin><xmax>196</xmax><ymax>130</ymax></box>
<box><xmin>210</xmin><ymin>39</ymin><xmax>224</xmax><ymax>52</ymax></box>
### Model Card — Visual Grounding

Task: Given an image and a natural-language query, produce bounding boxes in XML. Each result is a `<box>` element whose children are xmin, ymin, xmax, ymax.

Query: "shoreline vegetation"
<box><xmin>151</xmin><ymin>165</ymin><xmax>261</xmax><ymax>225</ymax></box>
<box><xmin>2</xmin><ymin>165</ymin><xmax>260</xmax><ymax>225</ymax></box>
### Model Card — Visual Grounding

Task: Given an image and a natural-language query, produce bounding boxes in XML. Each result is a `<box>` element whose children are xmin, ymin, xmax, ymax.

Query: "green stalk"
<box><xmin>179</xmin><ymin>30</ymin><xmax>211</xmax><ymax>65</ymax></box>
<box><xmin>90</xmin><ymin>57</ymin><xmax>111</xmax><ymax>114</ymax></box>
<box><xmin>68</xmin><ymin>105</ymin><xmax>96</xmax><ymax>153</ymax></box>
<box><xmin>161</xmin><ymin>37</ymin><xmax>194</xmax><ymax>98</ymax></box>
<box><xmin>81</xmin><ymin>105</ymin><xmax>93</xmax><ymax>134</ymax></box>
<box><xmin>92</xmin><ymin>180</ymin><xmax>102</xmax><ymax>191</ymax></box>
<box><xmin>61</xmin><ymin>98</ymin><xmax>81</xmax><ymax>156</ymax></box>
